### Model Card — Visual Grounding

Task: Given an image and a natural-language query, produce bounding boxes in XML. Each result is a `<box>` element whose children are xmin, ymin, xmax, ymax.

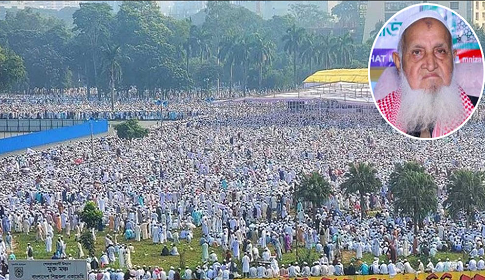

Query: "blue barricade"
<box><xmin>0</xmin><ymin>120</ymin><xmax>108</xmax><ymax>154</ymax></box>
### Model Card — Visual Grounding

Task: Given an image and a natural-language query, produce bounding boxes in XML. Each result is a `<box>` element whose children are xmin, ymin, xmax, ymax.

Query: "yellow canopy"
<box><xmin>303</xmin><ymin>68</ymin><xmax>369</xmax><ymax>84</ymax></box>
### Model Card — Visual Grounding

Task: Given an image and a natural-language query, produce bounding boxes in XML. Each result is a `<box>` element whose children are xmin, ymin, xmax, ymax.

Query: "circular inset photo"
<box><xmin>369</xmin><ymin>3</ymin><xmax>484</xmax><ymax>139</ymax></box>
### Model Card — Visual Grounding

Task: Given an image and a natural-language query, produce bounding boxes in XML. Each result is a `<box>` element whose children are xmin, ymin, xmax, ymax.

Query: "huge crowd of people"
<box><xmin>1</xmin><ymin>94</ymin><xmax>485</xmax><ymax>280</ymax></box>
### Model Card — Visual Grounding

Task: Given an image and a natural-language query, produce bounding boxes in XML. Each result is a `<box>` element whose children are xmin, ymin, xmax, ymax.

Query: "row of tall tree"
<box><xmin>297</xmin><ymin>161</ymin><xmax>485</xmax><ymax>237</ymax></box>
<box><xmin>2</xmin><ymin>1</ymin><xmax>485</xmax><ymax>102</ymax></box>
<box><xmin>0</xmin><ymin>1</ymin><xmax>373</xmax><ymax>102</ymax></box>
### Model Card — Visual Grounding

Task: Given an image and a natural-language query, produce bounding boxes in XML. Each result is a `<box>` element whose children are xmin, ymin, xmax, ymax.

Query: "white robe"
<box><xmin>118</xmin><ymin>247</ymin><xmax>125</xmax><ymax>268</ymax></box>
<box><xmin>135</xmin><ymin>225</ymin><xmax>141</xmax><ymax>242</ymax></box>
<box><xmin>242</xmin><ymin>255</ymin><xmax>250</xmax><ymax>273</ymax></box>
<box><xmin>125</xmin><ymin>248</ymin><xmax>132</xmax><ymax>269</ymax></box>
<box><xmin>403</xmin><ymin>239</ymin><xmax>410</xmax><ymax>257</ymax></box>
<box><xmin>141</xmin><ymin>223</ymin><xmax>148</xmax><ymax>240</ymax></box>
<box><xmin>356</xmin><ymin>242</ymin><xmax>363</xmax><ymax>259</ymax></box>
<box><xmin>45</xmin><ymin>236</ymin><xmax>52</xmax><ymax>252</ymax></box>
<box><xmin>388</xmin><ymin>263</ymin><xmax>397</xmax><ymax>276</ymax></box>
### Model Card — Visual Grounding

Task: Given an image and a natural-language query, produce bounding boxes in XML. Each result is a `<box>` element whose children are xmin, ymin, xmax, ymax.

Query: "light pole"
<box><xmin>90</xmin><ymin>120</ymin><xmax>94</xmax><ymax>164</ymax></box>
<box><xmin>205</xmin><ymin>78</ymin><xmax>210</xmax><ymax>99</ymax></box>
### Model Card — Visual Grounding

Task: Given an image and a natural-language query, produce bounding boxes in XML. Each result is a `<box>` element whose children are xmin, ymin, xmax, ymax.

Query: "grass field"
<box><xmin>9</xmin><ymin>228</ymin><xmax>464</xmax><ymax>271</ymax></box>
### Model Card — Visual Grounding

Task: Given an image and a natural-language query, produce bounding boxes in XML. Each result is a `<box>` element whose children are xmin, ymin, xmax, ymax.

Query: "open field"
<box><xmin>10</xmin><ymin>228</ymin><xmax>463</xmax><ymax>271</ymax></box>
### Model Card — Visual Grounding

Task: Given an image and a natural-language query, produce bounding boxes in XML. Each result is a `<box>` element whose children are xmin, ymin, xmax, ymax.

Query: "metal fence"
<box><xmin>0</xmin><ymin>119</ymin><xmax>86</xmax><ymax>132</ymax></box>
<box><xmin>0</xmin><ymin>120</ymin><xmax>108</xmax><ymax>155</ymax></box>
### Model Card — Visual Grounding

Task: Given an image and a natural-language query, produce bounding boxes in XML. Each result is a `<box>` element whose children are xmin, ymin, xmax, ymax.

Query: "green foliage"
<box><xmin>80</xmin><ymin>231</ymin><xmax>96</xmax><ymax>257</ymax></box>
<box><xmin>4</xmin><ymin>8</ymin><xmax>72</xmax><ymax>90</ymax></box>
<box><xmin>0</xmin><ymin>0</ymin><xmax>377</xmax><ymax>96</ymax></box>
<box><xmin>444</xmin><ymin>169</ymin><xmax>485</xmax><ymax>226</ymax></box>
<box><xmin>332</xmin><ymin>1</ymin><xmax>362</xmax><ymax>28</ymax></box>
<box><xmin>72</xmin><ymin>2</ymin><xmax>114</xmax><ymax>97</ymax></box>
<box><xmin>472</xmin><ymin>24</ymin><xmax>485</xmax><ymax>47</ymax></box>
<box><xmin>369</xmin><ymin>20</ymin><xmax>384</xmax><ymax>41</ymax></box>
<box><xmin>295</xmin><ymin>171</ymin><xmax>332</xmax><ymax>210</ymax></box>
<box><xmin>114</xmin><ymin>119</ymin><xmax>149</xmax><ymax>140</ymax></box>
<box><xmin>193</xmin><ymin>60</ymin><xmax>222</xmax><ymax>91</ymax></box>
<box><xmin>100</xmin><ymin>44</ymin><xmax>122</xmax><ymax>110</ymax></box>
<box><xmin>389</xmin><ymin>161</ymin><xmax>425</xmax><ymax>192</ymax></box>
<box><xmin>341</xmin><ymin>162</ymin><xmax>382</xmax><ymax>219</ymax></box>
<box><xmin>297</xmin><ymin>248</ymin><xmax>314</xmax><ymax>265</ymax></box>
<box><xmin>331</xmin><ymin>1</ymin><xmax>365</xmax><ymax>42</ymax></box>
<box><xmin>290</xmin><ymin>3</ymin><xmax>333</xmax><ymax>29</ymax></box>
<box><xmin>282</xmin><ymin>24</ymin><xmax>306</xmax><ymax>86</ymax></box>
<box><xmin>390</xmin><ymin>162</ymin><xmax>438</xmax><ymax>234</ymax></box>
<box><xmin>80</xmin><ymin>201</ymin><xmax>103</xmax><ymax>230</ymax></box>
<box><xmin>11</xmin><ymin>227</ymin><xmax>463</xmax><ymax>271</ymax></box>
<box><xmin>0</xmin><ymin>45</ymin><xmax>26</xmax><ymax>92</ymax></box>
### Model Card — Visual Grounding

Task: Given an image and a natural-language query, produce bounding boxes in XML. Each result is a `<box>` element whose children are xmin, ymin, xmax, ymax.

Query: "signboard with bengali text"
<box><xmin>9</xmin><ymin>260</ymin><xmax>88</xmax><ymax>280</ymax></box>
<box><xmin>371</xmin><ymin>4</ymin><xmax>482</xmax><ymax>68</ymax></box>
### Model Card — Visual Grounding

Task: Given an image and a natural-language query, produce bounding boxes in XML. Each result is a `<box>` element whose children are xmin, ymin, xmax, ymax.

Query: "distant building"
<box><xmin>0</xmin><ymin>1</ymin><xmax>81</xmax><ymax>10</ymax></box>
<box><xmin>363</xmin><ymin>1</ymin><xmax>472</xmax><ymax>43</ymax></box>
<box><xmin>472</xmin><ymin>1</ymin><xmax>485</xmax><ymax>28</ymax></box>
<box><xmin>79</xmin><ymin>1</ymin><xmax>121</xmax><ymax>12</ymax></box>
<box><xmin>0</xmin><ymin>1</ymin><xmax>25</xmax><ymax>9</ymax></box>
<box><xmin>230</xmin><ymin>1</ymin><xmax>329</xmax><ymax>20</ymax></box>
<box><xmin>157</xmin><ymin>1</ymin><xmax>173</xmax><ymax>16</ymax></box>
<box><xmin>168</xmin><ymin>1</ymin><xmax>206</xmax><ymax>19</ymax></box>
<box><xmin>328</xmin><ymin>1</ymin><xmax>341</xmax><ymax>14</ymax></box>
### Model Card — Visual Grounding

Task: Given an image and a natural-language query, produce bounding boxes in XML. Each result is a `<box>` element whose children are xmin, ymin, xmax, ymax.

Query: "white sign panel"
<box><xmin>9</xmin><ymin>260</ymin><xmax>88</xmax><ymax>280</ymax></box>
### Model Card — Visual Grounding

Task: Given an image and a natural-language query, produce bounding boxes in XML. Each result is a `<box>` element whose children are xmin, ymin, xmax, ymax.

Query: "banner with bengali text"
<box><xmin>370</xmin><ymin>4</ymin><xmax>483</xmax><ymax>68</ymax></box>
<box><xmin>272</xmin><ymin>271</ymin><xmax>485</xmax><ymax>280</ymax></box>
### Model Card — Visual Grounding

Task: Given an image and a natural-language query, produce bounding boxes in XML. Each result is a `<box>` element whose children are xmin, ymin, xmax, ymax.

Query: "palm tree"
<box><xmin>388</xmin><ymin>161</ymin><xmax>425</xmax><ymax>193</ymax></box>
<box><xmin>190</xmin><ymin>26</ymin><xmax>211</xmax><ymax>64</ymax></box>
<box><xmin>248</xmin><ymin>33</ymin><xmax>275</xmax><ymax>90</ymax></box>
<box><xmin>335</xmin><ymin>32</ymin><xmax>354</xmax><ymax>66</ymax></box>
<box><xmin>101</xmin><ymin>44</ymin><xmax>122</xmax><ymax>112</ymax></box>
<box><xmin>233</xmin><ymin>35</ymin><xmax>251</xmax><ymax>95</ymax></box>
<box><xmin>184</xmin><ymin>23</ymin><xmax>199</xmax><ymax>78</ymax></box>
<box><xmin>444</xmin><ymin>169</ymin><xmax>485</xmax><ymax>227</ymax></box>
<box><xmin>341</xmin><ymin>162</ymin><xmax>382</xmax><ymax>220</ymax></box>
<box><xmin>316</xmin><ymin>35</ymin><xmax>336</xmax><ymax>70</ymax></box>
<box><xmin>218</xmin><ymin>34</ymin><xmax>238</xmax><ymax>97</ymax></box>
<box><xmin>299</xmin><ymin>32</ymin><xmax>319</xmax><ymax>74</ymax></box>
<box><xmin>282</xmin><ymin>24</ymin><xmax>306</xmax><ymax>87</ymax></box>
<box><xmin>198</xmin><ymin>33</ymin><xmax>212</xmax><ymax>63</ymax></box>
<box><xmin>185</xmin><ymin>25</ymin><xmax>211</xmax><ymax>67</ymax></box>
<box><xmin>295</xmin><ymin>171</ymin><xmax>333</xmax><ymax>216</ymax></box>
<box><xmin>369</xmin><ymin>20</ymin><xmax>384</xmax><ymax>41</ymax></box>
<box><xmin>392</xmin><ymin>166</ymin><xmax>438</xmax><ymax>235</ymax></box>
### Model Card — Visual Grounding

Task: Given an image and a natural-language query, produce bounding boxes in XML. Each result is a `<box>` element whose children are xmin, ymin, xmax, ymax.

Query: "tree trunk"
<box><xmin>186</xmin><ymin>47</ymin><xmax>190</xmax><ymax>77</ymax></box>
<box><xmin>360</xmin><ymin>194</ymin><xmax>366</xmax><ymax>221</ymax></box>
<box><xmin>229</xmin><ymin>63</ymin><xmax>233</xmax><ymax>97</ymax></box>
<box><xmin>293</xmin><ymin>50</ymin><xmax>297</xmax><ymax>87</ymax></box>
<box><xmin>244</xmin><ymin>60</ymin><xmax>248</xmax><ymax>96</ymax></box>
<box><xmin>259</xmin><ymin>63</ymin><xmax>263</xmax><ymax>91</ymax></box>
<box><xmin>92</xmin><ymin>50</ymin><xmax>98</xmax><ymax>96</ymax></box>
<box><xmin>84</xmin><ymin>58</ymin><xmax>90</xmax><ymax>100</ymax></box>
<box><xmin>110</xmin><ymin>67</ymin><xmax>115</xmax><ymax>112</ymax></box>
<box><xmin>414</xmin><ymin>209</ymin><xmax>418</xmax><ymax>235</ymax></box>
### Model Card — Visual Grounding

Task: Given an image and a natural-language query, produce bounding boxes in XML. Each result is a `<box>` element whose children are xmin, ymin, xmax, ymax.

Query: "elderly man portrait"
<box><xmin>376</xmin><ymin>10</ymin><xmax>478</xmax><ymax>138</ymax></box>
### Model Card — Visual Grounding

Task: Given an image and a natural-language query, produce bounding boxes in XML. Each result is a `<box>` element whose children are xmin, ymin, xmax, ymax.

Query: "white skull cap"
<box><xmin>398</xmin><ymin>9</ymin><xmax>452</xmax><ymax>43</ymax></box>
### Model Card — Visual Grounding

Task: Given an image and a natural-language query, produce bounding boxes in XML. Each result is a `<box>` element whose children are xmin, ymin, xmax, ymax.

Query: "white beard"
<box><xmin>396</xmin><ymin>71</ymin><xmax>464</xmax><ymax>133</ymax></box>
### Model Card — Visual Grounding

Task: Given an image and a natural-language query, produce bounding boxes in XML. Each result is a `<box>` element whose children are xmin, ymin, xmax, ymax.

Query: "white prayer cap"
<box><xmin>398</xmin><ymin>9</ymin><xmax>451</xmax><ymax>43</ymax></box>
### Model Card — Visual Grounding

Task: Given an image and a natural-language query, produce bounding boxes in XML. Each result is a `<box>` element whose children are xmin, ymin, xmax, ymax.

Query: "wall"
<box><xmin>0</xmin><ymin>120</ymin><xmax>108</xmax><ymax>154</ymax></box>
